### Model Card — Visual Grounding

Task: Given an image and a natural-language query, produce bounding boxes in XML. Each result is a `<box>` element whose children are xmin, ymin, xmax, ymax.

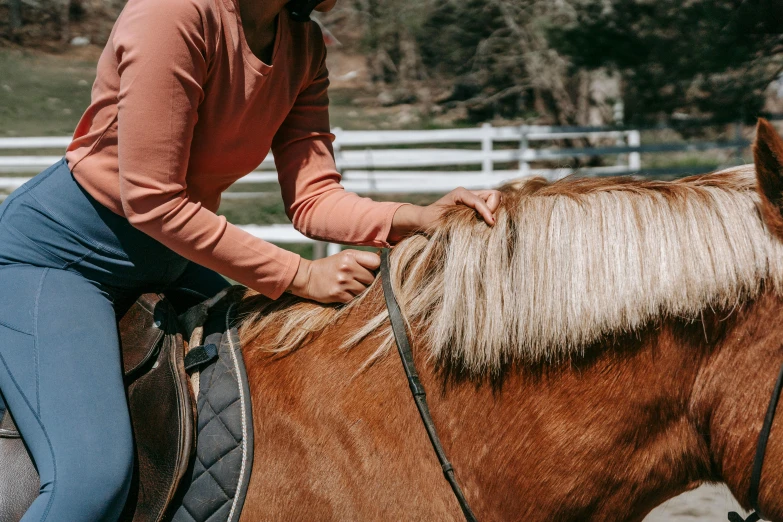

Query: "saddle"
<box><xmin>0</xmin><ymin>286</ymin><xmax>253</xmax><ymax>522</ymax></box>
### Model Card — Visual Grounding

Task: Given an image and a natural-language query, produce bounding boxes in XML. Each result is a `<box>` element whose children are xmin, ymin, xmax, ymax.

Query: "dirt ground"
<box><xmin>644</xmin><ymin>484</ymin><xmax>749</xmax><ymax>521</ymax></box>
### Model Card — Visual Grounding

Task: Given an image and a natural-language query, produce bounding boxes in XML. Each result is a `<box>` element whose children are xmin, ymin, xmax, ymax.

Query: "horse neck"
<box><xmin>691</xmin><ymin>291</ymin><xmax>783</xmax><ymax>519</ymax></box>
<box><xmin>240</xmin><ymin>289</ymin><xmax>783</xmax><ymax>520</ymax></box>
<box><xmin>415</xmin><ymin>312</ymin><xmax>737</xmax><ymax>520</ymax></box>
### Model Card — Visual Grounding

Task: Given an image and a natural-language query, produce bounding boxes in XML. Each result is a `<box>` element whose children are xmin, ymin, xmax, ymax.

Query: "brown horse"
<box><xmin>233</xmin><ymin>119</ymin><xmax>783</xmax><ymax>522</ymax></box>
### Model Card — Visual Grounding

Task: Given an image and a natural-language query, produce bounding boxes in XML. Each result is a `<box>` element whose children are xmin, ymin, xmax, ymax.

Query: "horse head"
<box><xmin>705</xmin><ymin>119</ymin><xmax>783</xmax><ymax>521</ymax></box>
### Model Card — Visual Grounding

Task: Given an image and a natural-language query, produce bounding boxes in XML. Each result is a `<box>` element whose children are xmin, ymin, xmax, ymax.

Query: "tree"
<box><xmin>353</xmin><ymin>0</ymin><xmax>433</xmax><ymax>88</ymax></box>
<box><xmin>8</xmin><ymin>0</ymin><xmax>23</xmax><ymax>40</ymax></box>
<box><xmin>549</xmin><ymin>0</ymin><xmax>783</xmax><ymax>124</ymax></box>
<box><xmin>417</xmin><ymin>0</ymin><xmax>583</xmax><ymax>123</ymax></box>
<box><xmin>58</xmin><ymin>0</ymin><xmax>71</xmax><ymax>44</ymax></box>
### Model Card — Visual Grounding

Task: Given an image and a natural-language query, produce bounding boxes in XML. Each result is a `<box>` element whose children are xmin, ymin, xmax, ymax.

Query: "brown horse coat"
<box><xmin>235</xmin><ymin>119</ymin><xmax>783</xmax><ymax>521</ymax></box>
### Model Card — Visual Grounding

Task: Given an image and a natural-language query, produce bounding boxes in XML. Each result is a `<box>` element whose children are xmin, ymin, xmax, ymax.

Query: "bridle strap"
<box><xmin>729</xmin><ymin>347</ymin><xmax>783</xmax><ymax>522</ymax></box>
<box><xmin>379</xmin><ymin>249</ymin><xmax>478</xmax><ymax>522</ymax></box>
<box><xmin>380</xmin><ymin>248</ymin><xmax>783</xmax><ymax>522</ymax></box>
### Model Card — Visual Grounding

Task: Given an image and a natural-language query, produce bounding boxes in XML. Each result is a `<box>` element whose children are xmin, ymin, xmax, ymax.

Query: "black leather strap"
<box><xmin>178</xmin><ymin>286</ymin><xmax>235</xmax><ymax>340</ymax></box>
<box><xmin>380</xmin><ymin>249</ymin><xmax>478</xmax><ymax>522</ymax></box>
<box><xmin>285</xmin><ymin>0</ymin><xmax>326</xmax><ymax>22</ymax></box>
<box><xmin>730</xmin><ymin>349</ymin><xmax>783</xmax><ymax>522</ymax></box>
<box><xmin>184</xmin><ymin>343</ymin><xmax>219</xmax><ymax>372</ymax></box>
<box><xmin>382</xmin><ymin>246</ymin><xmax>779</xmax><ymax>522</ymax></box>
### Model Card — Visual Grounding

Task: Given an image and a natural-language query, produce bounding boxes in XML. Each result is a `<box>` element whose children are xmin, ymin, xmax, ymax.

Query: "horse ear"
<box><xmin>754</xmin><ymin>118</ymin><xmax>783</xmax><ymax>239</ymax></box>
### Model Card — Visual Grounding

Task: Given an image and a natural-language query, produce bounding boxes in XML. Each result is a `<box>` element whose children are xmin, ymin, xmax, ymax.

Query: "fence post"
<box><xmin>518</xmin><ymin>126</ymin><xmax>530</xmax><ymax>176</ymax></box>
<box><xmin>627</xmin><ymin>130</ymin><xmax>641</xmax><ymax>171</ymax></box>
<box><xmin>481</xmin><ymin>123</ymin><xmax>493</xmax><ymax>175</ymax></box>
<box><xmin>313</xmin><ymin>241</ymin><xmax>327</xmax><ymax>260</ymax></box>
<box><xmin>332</xmin><ymin>127</ymin><xmax>343</xmax><ymax>172</ymax></box>
<box><xmin>326</xmin><ymin>243</ymin><xmax>342</xmax><ymax>256</ymax></box>
<box><xmin>366</xmin><ymin>147</ymin><xmax>376</xmax><ymax>192</ymax></box>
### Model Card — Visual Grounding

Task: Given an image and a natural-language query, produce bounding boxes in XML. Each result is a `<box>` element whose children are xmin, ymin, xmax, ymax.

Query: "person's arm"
<box><xmin>272</xmin><ymin>35</ymin><xmax>410</xmax><ymax>247</ymax></box>
<box><xmin>114</xmin><ymin>0</ymin><xmax>300</xmax><ymax>299</ymax></box>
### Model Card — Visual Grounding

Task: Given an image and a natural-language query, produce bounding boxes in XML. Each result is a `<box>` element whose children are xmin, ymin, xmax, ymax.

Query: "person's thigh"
<box><xmin>163</xmin><ymin>261</ymin><xmax>232</xmax><ymax>313</ymax></box>
<box><xmin>0</xmin><ymin>265</ymin><xmax>133</xmax><ymax>522</ymax></box>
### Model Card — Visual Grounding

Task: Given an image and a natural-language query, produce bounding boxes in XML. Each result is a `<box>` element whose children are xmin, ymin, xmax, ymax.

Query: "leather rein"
<box><xmin>380</xmin><ymin>247</ymin><xmax>783</xmax><ymax>522</ymax></box>
<box><xmin>729</xmin><ymin>353</ymin><xmax>783</xmax><ymax>522</ymax></box>
<box><xmin>379</xmin><ymin>248</ymin><xmax>478</xmax><ymax>522</ymax></box>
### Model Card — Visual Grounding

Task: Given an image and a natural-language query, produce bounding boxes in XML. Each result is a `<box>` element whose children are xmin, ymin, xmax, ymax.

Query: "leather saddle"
<box><xmin>0</xmin><ymin>293</ymin><xmax>196</xmax><ymax>522</ymax></box>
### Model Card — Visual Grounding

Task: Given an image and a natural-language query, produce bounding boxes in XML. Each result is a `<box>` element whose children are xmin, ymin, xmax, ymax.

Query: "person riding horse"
<box><xmin>0</xmin><ymin>0</ymin><xmax>501</xmax><ymax>519</ymax></box>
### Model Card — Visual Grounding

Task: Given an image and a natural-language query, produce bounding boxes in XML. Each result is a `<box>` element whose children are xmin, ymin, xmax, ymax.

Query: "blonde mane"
<box><xmin>238</xmin><ymin>165</ymin><xmax>783</xmax><ymax>374</ymax></box>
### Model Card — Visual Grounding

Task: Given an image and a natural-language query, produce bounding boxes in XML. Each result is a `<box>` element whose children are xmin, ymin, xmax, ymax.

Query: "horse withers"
<box><xmin>233</xmin><ymin>119</ymin><xmax>783</xmax><ymax>521</ymax></box>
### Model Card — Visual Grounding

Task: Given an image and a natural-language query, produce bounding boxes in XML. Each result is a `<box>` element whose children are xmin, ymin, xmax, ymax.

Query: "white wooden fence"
<box><xmin>0</xmin><ymin>124</ymin><xmax>747</xmax><ymax>256</ymax></box>
<box><xmin>0</xmin><ymin>124</ymin><xmax>642</xmax><ymax>188</ymax></box>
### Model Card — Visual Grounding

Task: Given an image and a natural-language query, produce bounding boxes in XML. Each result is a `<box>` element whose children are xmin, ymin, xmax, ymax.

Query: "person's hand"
<box><xmin>388</xmin><ymin>188</ymin><xmax>503</xmax><ymax>243</ymax></box>
<box><xmin>286</xmin><ymin>249</ymin><xmax>380</xmax><ymax>303</ymax></box>
<box><xmin>423</xmin><ymin>187</ymin><xmax>502</xmax><ymax>226</ymax></box>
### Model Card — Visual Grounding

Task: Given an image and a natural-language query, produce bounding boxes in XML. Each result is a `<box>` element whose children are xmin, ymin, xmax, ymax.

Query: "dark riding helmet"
<box><xmin>285</xmin><ymin>0</ymin><xmax>328</xmax><ymax>22</ymax></box>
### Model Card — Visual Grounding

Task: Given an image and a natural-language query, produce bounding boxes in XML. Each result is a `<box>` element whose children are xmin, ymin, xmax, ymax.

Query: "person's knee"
<box><xmin>47</xmin><ymin>432</ymin><xmax>134</xmax><ymax>519</ymax></box>
<box><xmin>86</xmin><ymin>430</ymin><xmax>135</xmax><ymax>501</ymax></box>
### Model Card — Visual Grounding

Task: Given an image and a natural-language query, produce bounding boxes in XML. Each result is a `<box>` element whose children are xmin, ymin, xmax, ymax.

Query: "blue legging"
<box><xmin>0</xmin><ymin>159</ymin><xmax>231</xmax><ymax>521</ymax></box>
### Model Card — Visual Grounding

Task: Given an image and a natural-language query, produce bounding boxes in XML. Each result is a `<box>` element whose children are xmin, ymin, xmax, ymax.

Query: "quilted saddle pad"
<box><xmin>171</xmin><ymin>286</ymin><xmax>254</xmax><ymax>522</ymax></box>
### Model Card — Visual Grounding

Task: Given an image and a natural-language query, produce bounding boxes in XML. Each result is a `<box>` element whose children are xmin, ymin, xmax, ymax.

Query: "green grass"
<box><xmin>0</xmin><ymin>49</ymin><xmax>96</xmax><ymax>137</ymax></box>
<box><xmin>217</xmin><ymin>192</ymin><xmax>441</xmax><ymax>260</ymax></box>
<box><xmin>269</xmin><ymin>242</ymin><xmax>317</xmax><ymax>260</ymax></box>
<box><xmin>217</xmin><ymin>195</ymin><xmax>290</xmax><ymax>225</ymax></box>
<box><xmin>0</xmin><ymin>49</ymin><xmax>451</xmax><ymax>135</ymax></box>
<box><xmin>217</xmin><ymin>192</ymin><xmax>440</xmax><ymax>227</ymax></box>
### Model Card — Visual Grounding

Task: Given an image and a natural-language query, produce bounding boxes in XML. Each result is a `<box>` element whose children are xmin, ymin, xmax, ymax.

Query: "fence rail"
<box><xmin>0</xmin><ymin>123</ymin><xmax>644</xmax><ymax>181</ymax></box>
<box><xmin>0</xmin><ymin>123</ymin><xmax>751</xmax><ymax>257</ymax></box>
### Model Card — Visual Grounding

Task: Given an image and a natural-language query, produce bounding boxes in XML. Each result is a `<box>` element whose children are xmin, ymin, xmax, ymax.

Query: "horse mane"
<box><xmin>238</xmin><ymin>165</ymin><xmax>783</xmax><ymax>374</ymax></box>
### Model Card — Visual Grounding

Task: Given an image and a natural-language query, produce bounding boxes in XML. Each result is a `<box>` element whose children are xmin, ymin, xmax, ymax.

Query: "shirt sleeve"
<box><xmin>272</xmin><ymin>32</ymin><xmax>409</xmax><ymax>246</ymax></box>
<box><xmin>113</xmin><ymin>0</ymin><xmax>300</xmax><ymax>299</ymax></box>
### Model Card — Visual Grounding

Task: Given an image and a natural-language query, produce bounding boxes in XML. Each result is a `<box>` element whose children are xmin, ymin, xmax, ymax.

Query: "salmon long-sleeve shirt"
<box><xmin>65</xmin><ymin>0</ymin><xmax>406</xmax><ymax>299</ymax></box>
